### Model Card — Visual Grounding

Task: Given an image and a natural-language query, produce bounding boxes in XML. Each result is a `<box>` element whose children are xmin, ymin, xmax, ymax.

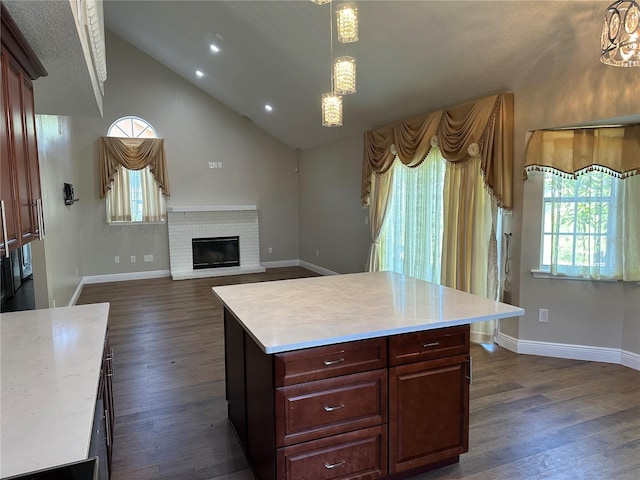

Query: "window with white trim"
<box><xmin>540</xmin><ymin>170</ymin><xmax>640</xmax><ymax>280</ymax></box>
<box><xmin>542</xmin><ymin>171</ymin><xmax>616</xmax><ymax>271</ymax></box>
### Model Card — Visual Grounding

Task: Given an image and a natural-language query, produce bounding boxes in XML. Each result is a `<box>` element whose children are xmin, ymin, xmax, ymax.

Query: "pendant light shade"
<box><xmin>336</xmin><ymin>3</ymin><xmax>359</xmax><ymax>43</ymax></box>
<box><xmin>601</xmin><ymin>0</ymin><xmax>640</xmax><ymax>66</ymax></box>
<box><xmin>334</xmin><ymin>56</ymin><xmax>356</xmax><ymax>94</ymax></box>
<box><xmin>321</xmin><ymin>93</ymin><xmax>343</xmax><ymax>127</ymax></box>
<box><xmin>310</xmin><ymin>0</ymin><xmax>331</xmax><ymax>4</ymax></box>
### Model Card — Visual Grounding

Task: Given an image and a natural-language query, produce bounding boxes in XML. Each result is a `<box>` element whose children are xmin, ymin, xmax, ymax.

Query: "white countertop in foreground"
<box><xmin>212</xmin><ymin>271</ymin><xmax>524</xmax><ymax>354</ymax></box>
<box><xmin>0</xmin><ymin>303</ymin><xmax>110</xmax><ymax>479</ymax></box>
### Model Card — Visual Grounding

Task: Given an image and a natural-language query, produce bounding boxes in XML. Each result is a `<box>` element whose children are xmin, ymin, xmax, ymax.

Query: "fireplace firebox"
<box><xmin>192</xmin><ymin>236</ymin><xmax>240</xmax><ymax>269</ymax></box>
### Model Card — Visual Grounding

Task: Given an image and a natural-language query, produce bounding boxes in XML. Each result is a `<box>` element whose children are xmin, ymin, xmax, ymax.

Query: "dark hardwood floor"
<box><xmin>77</xmin><ymin>267</ymin><xmax>640</xmax><ymax>480</ymax></box>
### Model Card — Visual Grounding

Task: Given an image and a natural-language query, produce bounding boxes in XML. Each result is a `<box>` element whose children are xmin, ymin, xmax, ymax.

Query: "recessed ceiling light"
<box><xmin>196</xmin><ymin>70</ymin><xmax>204</xmax><ymax>78</ymax></box>
<box><xmin>264</xmin><ymin>104</ymin><xmax>273</xmax><ymax>112</ymax></box>
<box><xmin>210</xmin><ymin>44</ymin><xmax>220</xmax><ymax>53</ymax></box>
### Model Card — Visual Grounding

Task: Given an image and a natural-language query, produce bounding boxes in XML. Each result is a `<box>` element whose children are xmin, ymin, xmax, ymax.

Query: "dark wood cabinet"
<box><xmin>0</xmin><ymin>46</ymin><xmax>20</xmax><ymax>253</ymax></box>
<box><xmin>224</xmin><ymin>308</ymin><xmax>471</xmax><ymax>480</ymax></box>
<box><xmin>388</xmin><ymin>325</ymin><xmax>470</xmax><ymax>474</ymax></box>
<box><xmin>103</xmin><ymin>335</ymin><xmax>115</xmax><ymax>469</ymax></box>
<box><xmin>276</xmin><ymin>425</ymin><xmax>387</xmax><ymax>480</ymax></box>
<box><xmin>389</xmin><ymin>355</ymin><xmax>469</xmax><ymax>474</ymax></box>
<box><xmin>91</xmin><ymin>333</ymin><xmax>115</xmax><ymax>479</ymax></box>
<box><xmin>0</xmin><ymin>3</ymin><xmax>46</xmax><ymax>257</ymax></box>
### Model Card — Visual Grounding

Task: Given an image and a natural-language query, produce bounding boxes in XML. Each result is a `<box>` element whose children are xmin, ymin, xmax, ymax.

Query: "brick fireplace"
<box><xmin>167</xmin><ymin>206</ymin><xmax>265</xmax><ymax>280</ymax></box>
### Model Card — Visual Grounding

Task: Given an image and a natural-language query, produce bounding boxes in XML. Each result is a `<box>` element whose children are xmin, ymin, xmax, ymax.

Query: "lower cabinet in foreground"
<box><xmin>224</xmin><ymin>308</ymin><xmax>470</xmax><ymax>480</ymax></box>
<box><xmin>389</xmin><ymin>355</ymin><xmax>469</xmax><ymax>474</ymax></box>
<box><xmin>277</xmin><ymin>425</ymin><xmax>388</xmax><ymax>480</ymax></box>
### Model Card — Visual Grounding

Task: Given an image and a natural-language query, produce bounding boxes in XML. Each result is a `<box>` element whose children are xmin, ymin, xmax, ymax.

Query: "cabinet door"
<box><xmin>103</xmin><ymin>336</ymin><xmax>115</xmax><ymax>470</ymax></box>
<box><xmin>21</xmin><ymin>73</ymin><xmax>41</xmax><ymax>238</ymax></box>
<box><xmin>0</xmin><ymin>46</ymin><xmax>19</xmax><ymax>255</ymax></box>
<box><xmin>388</xmin><ymin>354</ymin><xmax>469</xmax><ymax>474</ymax></box>
<box><xmin>4</xmin><ymin>50</ymin><xmax>37</xmax><ymax>244</ymax></box>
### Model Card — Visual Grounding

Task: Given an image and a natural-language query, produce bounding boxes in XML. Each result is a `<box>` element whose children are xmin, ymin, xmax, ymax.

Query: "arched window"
<box><xmin>105</xmin><ymin>116</ymin><xmax>166</xmax><ymax>223</ymax></box>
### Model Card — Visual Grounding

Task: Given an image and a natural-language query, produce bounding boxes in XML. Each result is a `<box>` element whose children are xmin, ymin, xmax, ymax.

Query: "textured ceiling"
<box><xmin>5</xmin><ymin>1</ymin><xmax>613</xmax><ymax>149</ymax></box>
<box><xmin>3</xmin><ymin>0</ymin><xmax>102</xmax><ymax>117</ymax></box>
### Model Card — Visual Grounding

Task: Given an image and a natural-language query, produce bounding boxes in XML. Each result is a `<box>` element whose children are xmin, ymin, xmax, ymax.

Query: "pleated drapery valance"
<box><xmin>524</xmin><ymin>125</ymin><xmax>640</xmax><ymax>180</ymax></box>
<box><xmin>99</xmin><ymin>136</ymin><xmax>170</xmax><ymax>198</ymax></box>
<box><xmin>361</xmin><ymin>93</ymin><xmax>514</xmax><ymax>209</ymax></box>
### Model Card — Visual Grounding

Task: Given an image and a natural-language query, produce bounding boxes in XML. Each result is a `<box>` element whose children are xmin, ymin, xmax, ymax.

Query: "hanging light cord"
<box><xmin>329</xmin><ymin>0</ymin><xmax>333</xmax><ymax>92</ymax></box>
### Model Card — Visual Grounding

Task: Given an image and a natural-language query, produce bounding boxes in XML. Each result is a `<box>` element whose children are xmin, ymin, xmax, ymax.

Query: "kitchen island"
<box><xmin>212</xmin><ymin>271</ymin><xmax>524</xmax><ymax>480</ymax></box>
<box><xmin>0</xmin><ymin>303</ymin><xmax>112</xmax><ymax>479</ymax></box>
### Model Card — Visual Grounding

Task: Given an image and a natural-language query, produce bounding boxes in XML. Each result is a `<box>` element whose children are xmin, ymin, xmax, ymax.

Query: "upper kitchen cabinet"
<box><xmin>1</xmin><ymin>2</ymin><xmax>47</xmax><ymax>256</ymax></box>
<box><xmin>2</xmin><ymin>0</ymin><xmax>107</xmax><ymax>117</ymax></box>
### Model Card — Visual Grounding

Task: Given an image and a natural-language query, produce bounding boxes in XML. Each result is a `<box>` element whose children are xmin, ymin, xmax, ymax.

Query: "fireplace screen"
<box><xmin>192</xmin><ymin>236</ymin><xmax>240</xmax><ymax>269</ymax></box>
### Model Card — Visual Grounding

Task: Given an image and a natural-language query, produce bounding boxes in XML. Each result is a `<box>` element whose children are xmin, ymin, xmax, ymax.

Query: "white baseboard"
<box><xmin>68</xmin><ymin>279</ymin><xmax>84</xmax><ymax>306</ymax></box>
<box><xmin>622</xmin><ymin>350</ymin><xmax>640</xmax><ymax>370</ymax></box>
<box><xmin>497</xmin><ymin>333</ymin><xmax>639</xmax><ymax>371</ymax></box>
<box><xmin>496</xmin><ymin>332</ymin><xmax>519</xmax><ymax>353</ymax></box>
<box><xmin>82</xmin><ymin>270</ymin><xmax>171</xmax><ymax>285</ymax></box>
<box><xmin>298</xmin><ymin>260</ymin><xmax>339</xmax><ymax>276</ymax></box>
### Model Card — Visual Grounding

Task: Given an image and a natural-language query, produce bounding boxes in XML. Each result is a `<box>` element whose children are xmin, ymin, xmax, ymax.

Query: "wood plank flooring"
<box><xmin>77</xmin><ymin>267</ymin><xmax>640</xmax><ymax>480</ymax></box>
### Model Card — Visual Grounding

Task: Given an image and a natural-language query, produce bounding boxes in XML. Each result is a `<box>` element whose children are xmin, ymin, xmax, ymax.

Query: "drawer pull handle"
<box><xmin>324</xmin><ymin>460</ymin><xmax>345</xmax><ymax>469</ymax></box>
<box><xmin>323</xmin><ymin>357</ymin><xmax>345</xmax><ymax>366</ymax></box>
<box><xmin>423</xmin><ymin>341</ymin><xmax>440</xmax><ymax>348</ymax></box>
<box><xmin>324</xmin><ymin>404</ymin><xmax>344</xmax><ymax>412</ymax></box>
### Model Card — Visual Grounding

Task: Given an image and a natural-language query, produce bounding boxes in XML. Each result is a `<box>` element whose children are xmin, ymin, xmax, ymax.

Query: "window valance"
<box><xmin>361</xmin><ymin>93</ymin><xmax>514</xmax><ymax>209</ymax></box>
<box><xmin>524</xmin><ymin>125</ymin><xmax>640</xmax><ymax>180</ymax></box>
<box><xmin>99</xmin><ymin>136</ymin><xmax>170</xmax><ymax>198</ymax></box>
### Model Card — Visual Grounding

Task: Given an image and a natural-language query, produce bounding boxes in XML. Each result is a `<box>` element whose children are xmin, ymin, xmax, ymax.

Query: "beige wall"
<box><xmin>71</xmin><ymin>32</ymin><xmax>299</xmax><ymax>277</ymax></box>
<box><xmin>298</xmin><ymin>135</ymin><xmax>370</xmax><ymax>273</ymax></box>
<box><xmin>32</xmin><ymin>115</ymin><xmax>83</xmax><ymax>307</ymax></box>
<box><xmin>514</xmin><ymin>64</ymin><xmax>640</xmax><ymax>354</ymax></box>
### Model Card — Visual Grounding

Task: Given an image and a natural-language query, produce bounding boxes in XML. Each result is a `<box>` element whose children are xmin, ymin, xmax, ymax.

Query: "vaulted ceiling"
<box><xmin>6</xmin><ymin>1</ymin><xmax>611</xmax><ymax>150</ymax></box>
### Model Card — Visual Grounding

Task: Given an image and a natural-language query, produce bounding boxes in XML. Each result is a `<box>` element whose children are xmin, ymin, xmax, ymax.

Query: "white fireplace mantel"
<box><xmin>166</xmin><ymin>205</ymin><xmax>257</xmax><ymax>213</ymax></box>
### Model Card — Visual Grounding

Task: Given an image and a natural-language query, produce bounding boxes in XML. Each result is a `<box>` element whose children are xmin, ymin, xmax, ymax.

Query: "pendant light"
<box><xmin>322</xmin><ymin>0</ymin><xmax>343</xmax><ymax>126</ymax></box>
<box><xmin>336</xmin><ymin>3</ymin><xmax>358</xmax><ymax>43</ymax></box>
<box><xmin>601</xmin><ymin>0</ymin><xmax>640</xmax><ymax>66</ymax></box>
<box><xmin>334</xmin><ymin>56</ymin><xmax>356</xmax><ymax>95</ymax></box>
<box><xmin>321</xmin><ymin>93</ymin><xmax>343</xmax><ymax>127</ymax></box>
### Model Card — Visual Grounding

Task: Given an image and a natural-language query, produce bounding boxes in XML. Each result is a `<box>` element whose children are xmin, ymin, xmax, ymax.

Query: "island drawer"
<box><xmin>389</xmin><ymin>325</ymin><xmax>469</xmax><ymax>366</ymax></box>
<box><xmin>276</xmin><ymin>369</ymin><xmax>388</xmax><ymax>447</ymax></box>
<box><xmin>276</xmin><ymin>425</ymin><xmax>387</xmax><ymax>480</ymax></box>
<box><xmin>275</xmin><ymin>338</ymin><xmax>387</xmax><ymax>386</ymax></box>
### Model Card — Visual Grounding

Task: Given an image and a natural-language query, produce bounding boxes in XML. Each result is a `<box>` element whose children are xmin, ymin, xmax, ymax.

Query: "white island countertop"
<box><xmin>0</xmin><ymin>303</ymin><xmax>110</xmax><ymax>479</ymax></box>
<box><xmin>212</xmin><ymin>271</ymin><xmax>524</xmax><ymax>354</ymax></box>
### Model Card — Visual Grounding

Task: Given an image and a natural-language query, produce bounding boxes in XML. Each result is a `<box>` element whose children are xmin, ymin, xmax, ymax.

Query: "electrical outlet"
<box><xmin>208</xmin><ymin>161</ymin><xmax>215</xmax><ymax>169</ymax></box>
<box><xmin>316</xmin><ymin>249</ymin><xmax>319</xmax><ymax>257</ymax></box>
<box><xmin>114</xmin><ymin>256</ymin><xmax>120</xmax><ymax>264</ymax></box>
<box><xmin>538</xmin><ymin>308</ymin><xmax>549</xmax><ymax>323</ymax></box>
<box><xmin>268</xmin><ymin>247</ymin><xmax>272</xmax><ymax>254</ymax></box>
<box><xmin>131</xmin><ymin>256</ymin><xmax>136</xmax><ymax>263</ymax></box>
<box><xmin>144</xmin><ymin>254</ymin><xmax>153</xmax><ymax>262</ymax></box>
